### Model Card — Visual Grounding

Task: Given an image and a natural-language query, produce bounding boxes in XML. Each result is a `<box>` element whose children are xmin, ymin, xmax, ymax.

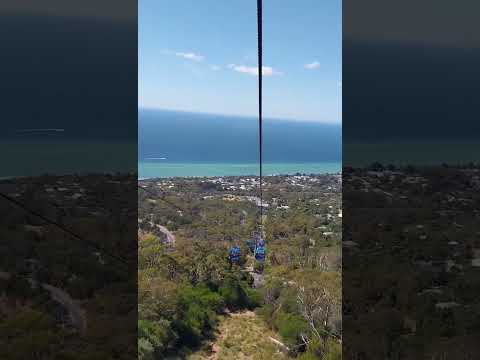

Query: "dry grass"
<box><xmin>188</xmin><ymin>311</ymin><xmax>289</xmax><ymax>360</ymax></box>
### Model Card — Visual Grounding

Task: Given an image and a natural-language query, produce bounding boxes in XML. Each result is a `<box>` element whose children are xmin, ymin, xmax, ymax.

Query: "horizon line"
<box><xmin>138</xmin><ymin>106</ymin><xmax>342</xmax><ymax>125</ymax></box>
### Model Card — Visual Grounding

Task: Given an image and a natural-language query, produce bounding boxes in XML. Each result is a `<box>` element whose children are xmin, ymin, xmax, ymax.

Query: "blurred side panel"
<box><xmin>0</xmin><ymin>1</ymin><xmax>138</xmax><ymax>358</ymax></box>
<box><xmin>343</xmin><ymin>0</ymin><xmax>480</xmax><ymax>359</ymax></box>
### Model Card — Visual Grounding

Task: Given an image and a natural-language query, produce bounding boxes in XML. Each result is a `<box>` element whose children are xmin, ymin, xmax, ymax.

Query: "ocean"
<box><xmin>138</xmin><ymin>109</ymin><xmax>342</xmax><ymax>178</ymax></box>
<box><xmin>6</xmin><ymin>109</ymin><xmax>480</xmax><ymax>179</ymax></box>
<box><xmin>0</xmin><ymin>141</ymin><xmax>137</xmax><ymax>179</ymax></box>
<box><xmin>139</xmin><ymin>109</ymin><xmax>342</xmax><ymax>164</ymax></box>
<box><xmin>1</xmin><ymin>110</ymin><xmax>341</xmax><ymax>178</ymax></box>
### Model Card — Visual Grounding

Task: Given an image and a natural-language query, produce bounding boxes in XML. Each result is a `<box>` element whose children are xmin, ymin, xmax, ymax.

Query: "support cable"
<box><xmin>0</xmin><ymin>192</ymin><xmax>130</xmax><ymax>268</ymax></box>
<box><xmin>257</xmin><ymin>0</ymin><xmax>263</xmax><ymax>239</ymax></box>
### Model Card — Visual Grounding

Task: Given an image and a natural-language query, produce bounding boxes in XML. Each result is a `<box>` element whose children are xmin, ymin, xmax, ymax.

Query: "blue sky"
<box><xmin>139</xmin><ymin>0</ymin><xmax>341</xmax><ymax>123</ymax></box>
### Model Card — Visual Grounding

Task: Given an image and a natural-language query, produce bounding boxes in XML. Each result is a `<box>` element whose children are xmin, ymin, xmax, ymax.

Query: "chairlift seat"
<box><xmin>254</xmin><ymin>244</ymin><xmax>266</xmax><ymax>262</ymax></box>
<box><xmin>229</xmin><ymin>246</ymin><xmax>242</xmax><ymax>263</ymax></box>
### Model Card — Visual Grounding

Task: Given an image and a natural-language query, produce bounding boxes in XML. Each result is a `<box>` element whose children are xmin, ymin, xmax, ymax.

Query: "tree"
<box><xmin>297</xmin><ymin>285</ymin><xmax>339</xmax><ymax>341</ymax></box>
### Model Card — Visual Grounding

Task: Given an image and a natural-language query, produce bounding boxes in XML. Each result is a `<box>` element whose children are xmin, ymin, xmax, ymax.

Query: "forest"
<box><xmin>138</xmin><ymin>174</ymin><xmax>342</xmax><ymax>359</ymax></box>
<box><xmin>343</xmin><ymin>164</ymin><xmax>480</xmax><ymax>359</ymax></box>
<box><xmin>0</xmin><ymin>174</ymin><xmax>137</xmax><ymax>359</ymax></box>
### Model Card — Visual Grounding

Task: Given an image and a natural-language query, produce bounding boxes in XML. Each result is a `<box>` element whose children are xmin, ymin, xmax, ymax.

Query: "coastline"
<box><xmin>138</xmin><ymin>161</ymin><xmax>342</xmax><ymax>179</ymax></box>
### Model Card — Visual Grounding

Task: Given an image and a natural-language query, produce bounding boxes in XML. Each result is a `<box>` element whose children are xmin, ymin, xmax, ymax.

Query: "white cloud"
<box><xmin>210</xmin><ymin>65</ymin><xmax>221</xmax><ymax>71</ymax></box>
<box><xmin>304</xmin><ymin>61</ymin><xmax>320</xmax><ymax>69</ymax></box>
<box><xmin>162</xmin><ymin>49</ymin><xmax>205</xmax><ymax>62</ymax></box>
<box><xmin>175</xmin><ymin>51</ymin><xmax>204</xmax><ymax>61</ymax></box>
<box><xmin>227</xmin><ymin>64</ymin><xmax>282</xmax><ymax>76</ymax></box>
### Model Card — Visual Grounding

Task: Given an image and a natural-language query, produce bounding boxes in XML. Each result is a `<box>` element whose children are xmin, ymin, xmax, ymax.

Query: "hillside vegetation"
<box><xmin>0</xmin><ymin>174</ymin><xmax>137</xmax><ymax>359</ymax></box>
<box><xmin>138</xmin><ymin>174</ymin><xmax>342</xmax><ymax>359</ymax></box>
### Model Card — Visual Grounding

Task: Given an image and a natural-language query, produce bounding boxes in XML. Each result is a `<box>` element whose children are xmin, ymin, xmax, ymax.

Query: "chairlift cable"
<box><xmin>257</xmin><ymin>0</ymin><xmax>263</xmax><ymax>239</ymax></box>
<box><xmin>0</xmin><ymin>192</ymin><xmax>130</xmax><ymax>268</ymax></box>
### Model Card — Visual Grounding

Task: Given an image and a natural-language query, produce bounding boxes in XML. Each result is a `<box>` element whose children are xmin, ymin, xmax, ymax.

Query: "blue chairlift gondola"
<box><xmin>228</xmin><ymin>245</ymin><xmax>242</xmax><ymax>264</ymax></box>
<box><xmin>254</xmin><ymin>243</ymin><xmax>266</xmax><ymax>262</ymax></box>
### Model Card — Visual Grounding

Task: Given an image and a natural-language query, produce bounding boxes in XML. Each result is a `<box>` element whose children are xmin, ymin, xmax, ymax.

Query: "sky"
<box><xmin>139</xmin><ymin>0</ymin><xmax>341</xmax><ymax>123</ymax></box>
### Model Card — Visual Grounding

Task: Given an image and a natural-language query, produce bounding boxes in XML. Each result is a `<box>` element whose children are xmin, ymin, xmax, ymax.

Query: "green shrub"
<box><xmin>273</xmin><ymin>312</ymin><xmax>310</xmax><ymax>348</ymax></box>
<box><xmin>321</xmin><ymin>338</ymin><xmax>341</xmax><ymax>360</ymax></box>
<box><xmin>0</xmin><ymin>309</ymin><xmax>59</xmax><ymax>359</ymax></box>
<box><xmin>298</xmin><ymin>353</ymin><xmax>320</xmax><ymax>360</ymax></box>
<box><xmin>138</xmin><ymin>319</ymin><xmax>176</xmax><ymax>355</ymax></box>
<box><xmin>256</xmin><ymin>303</ymin><xmax>274</xmax><ymax>322</ymax></box>
<box><xmin>254</xmin><ymin>261</ymin><xmax>264</xmax><ymax>273</ymax></box>
<box><xmin>244</xmin><ymin>287</ymin><xmax>262</xmax><ymax>309</ymax></box>
<box><xmin>299</xmin><ymin>338</ymin><xmax>342</xmax><ymax>360</ymax></box>
<box><xmin>179</xmin><ymin>284</ymin><xmax>224</xmax><ymax>313</ymax></box>
<box><xmin>218</xmin><ymin>276</ymin><xmax>249</xmax><ymax>310</ymax></box>
<box><xmin>173</xmin><ymin>284</ymin><xmax>223</xmax><ymax>346</ymax></box>
<box><xmin>303</xmin><ymin>337</ymin><xmax>323</xmax><ymax>358</ymax></box>
<box><xmin>278</xmin><ymin>288</ymin><xmax>299</xmax><ymax>314</ymax></box>
<box><xmin>138</xmin><ymin>338</ymin><xmax>154</xmax><ymax>360</ymax></box>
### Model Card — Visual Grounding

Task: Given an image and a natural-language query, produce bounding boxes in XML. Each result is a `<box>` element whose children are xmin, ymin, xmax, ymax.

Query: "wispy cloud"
<box><xmin>163</xmin><ymin>49</ymin><xmax>205</xmax><ymax>62</ymax></box>
<box><xmin>304</xmin><ymin>61</ymin><xmax>320</xmax><ymax>69</ymax></box>
<box><xmin>227</xmin><ymin>64</ymin><xmax>282</xmax><ymax>76</ymax></box>
<box><xmin>210</xmin><ymin>65</ymin><xmax>221</xmax><ymax>71</ymax></box>
<box><xmin>175</xmin><ymin>51</ymin><xmax>204</xmax><ymax>61</ymax></box>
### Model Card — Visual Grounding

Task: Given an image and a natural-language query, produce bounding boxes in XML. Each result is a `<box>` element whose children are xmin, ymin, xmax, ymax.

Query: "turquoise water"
<box><xmin>1</xmin><ymin>140</ymin><xmax>339</xmax><ymax>179</ymax></box>
<box><xmin>1</xmin><ymin>141</ymin><xmax>137</xmax><ymax>178</ymax></box>
<box><xmin>344</xmin><ymin>142</ymin><xmax>480</xmax><ymax>167</ymax></box>
<box><xmin>138</xmin><ymin>162</ymin><xmax>341</xmax><ymax>179</ymax></box>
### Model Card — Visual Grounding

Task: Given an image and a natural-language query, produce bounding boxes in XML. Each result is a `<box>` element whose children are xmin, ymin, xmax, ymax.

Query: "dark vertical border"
<box><xmin>343</xmin><ymin>1</ymin><xmax>480</xmax><ymax>358</ymax></box>
<box><xmin>0</xmin><ymin>1</ymin><xmax>138</xmax><ymax>358</ymax></box>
